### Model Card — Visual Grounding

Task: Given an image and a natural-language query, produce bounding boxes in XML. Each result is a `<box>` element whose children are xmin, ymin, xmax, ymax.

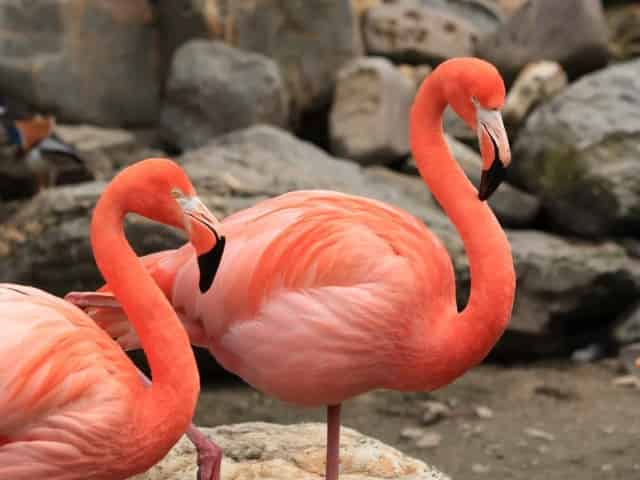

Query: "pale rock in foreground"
<box><xmin>330</xmin><ymin>57</ymin><xmax>414</xmax><ymax>164</ymax></box>
<box><xmin>134</xmin><ymin>423</ymin><xmax>449</xmax><ymax>480</ymax></box>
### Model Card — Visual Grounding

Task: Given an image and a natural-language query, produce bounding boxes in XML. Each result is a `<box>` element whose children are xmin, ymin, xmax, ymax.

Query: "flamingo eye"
<box><xmin>171</xmin><ymin>187</ymin><xmax>184</xmax><ymax>199</ymax></box>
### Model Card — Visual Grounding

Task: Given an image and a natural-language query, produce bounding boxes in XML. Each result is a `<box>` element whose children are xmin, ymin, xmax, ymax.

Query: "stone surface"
<box><xmin>0</xmin><ymin>0</ymin><xmax>159</xmax><ymax>126</ymax></box>
<box><xmin>0</xmin><ymin>181</ymin><xmax>185</xmax><ymax>295</ymax></box>
<box><xmin>476</xmin><ymin>0</ymin><xmax>609</xmax><ymax>83</ymax></box>
<box><xmin>488</xmin><ymin>0</ymin><xmax>528</xmax><ymax>17</ymax></box>
<box><xmin>419</xmin><ymin>0</ymin><xmax>504</xmax><ymax>33</ymax></box>
<box><xmin>502</xmin><ymin>61</ymin><xmax>568</xmax><ymax>129</ymax></box>
<box><xmin>54</xmin><ymin>125</ymin><xmax>163</xmax><ymax>180</ymax></box>
<box><xmin>329</xmin><ymin>57</ymin><xmax>414</xmax><ymax>164</ymax></box>
<box><xmin>363</xmin><ymin>0</ymin><xmax>479</xmax><ymax>64</ymax></box>
<box><xmin>606</xmin><ymin>3</ymin><xmax>640</xmax><ymax>61</ymax></box>
<box><xmin>612</xmin><ymin>304</ymin><xmax>640</xmax><ymax>346</ymax></box>
<box><xmin>618</xmin><ymin>342</ymin><xmax>640</xmax><ymax>375</ymax></box>
<box><xmin>497</xmin><ymin>230</ymin><xmax>640</xmax><ymax>358</ymax></box>
<box><xmin>134</xmin><ymin>423</ymin><xmax>449</xmax><ymax>479</ymax></box>
<box><xmin>510</xmin><ymin>58</ymin><xmax>640</xmax><ymax>237</ymax></box>
<box><xmin>405</xmin><ymin>135</ymin><xmax>541</xmax><ymax>227</ymax></box>
<box><xmin>161</xmin><ymin>40</ymin><xmax>289</xmax><ymax>150</ymax></box>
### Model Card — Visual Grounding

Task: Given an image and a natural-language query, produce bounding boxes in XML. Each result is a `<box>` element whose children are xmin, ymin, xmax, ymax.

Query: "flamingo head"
<box><xmin>113</xmin><ymin>157</ymin><xmax>225</xmax><ymax>293</ymax></box>
<box><xmin>440</xmin><ymin>58</ymin><xmax>512</xmax><ymax>200</ymax></box>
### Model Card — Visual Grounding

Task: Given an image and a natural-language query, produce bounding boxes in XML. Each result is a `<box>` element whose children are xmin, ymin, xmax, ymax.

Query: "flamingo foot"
<box><xmin>326</xmin><ymin>404</ymin><xmax>342</xmax><ymax>480</ymax></box>
<box><xmin>186</xmin><ymin>424</ymin><xmax>223</xmax><ymax>480</ymax></box>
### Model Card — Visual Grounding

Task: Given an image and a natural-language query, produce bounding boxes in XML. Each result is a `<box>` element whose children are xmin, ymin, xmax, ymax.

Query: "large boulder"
<box><xmin>495</xmin><ymin>231</ymin><xmax>640</xmax><ymax>358</ymax></box>
<box><xmin>510</xmin><ymin>58</ymin><xmax>640</xmax><ymax>237</ymax></box>
<box><xmin>0</xmin><ymin>0</ymin><xmax>159</xmax><ymax>126</ymax></box>
<box><xmin>154</xmin><ymin>0</ymin><xmax>357</xmax><ymax>116</ymax></box>
<box><xmin>161</xmin><ymin>40</ymin><xmax>289</xmax><ymax>150</ymax></box>
<box><xmin>476</xmin><ymin>0</ymin><xmax>609</xmax><ymax>84</ymax></box>
<box><xmin>329</xmin><ymin>57</ymin><xmax>414</xmax><ymax>164</ymax></box>
<box><xmin>134</xmin><ymin>423</ymin><xmax>449</xmax><ymax>480</ymax></box>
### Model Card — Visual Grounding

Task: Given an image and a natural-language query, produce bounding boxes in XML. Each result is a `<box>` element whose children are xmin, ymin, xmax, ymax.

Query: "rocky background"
<box><xmin>1</xmin><ymin>1</ymin><xmax>640</xmax><ymax>478</ymax></box>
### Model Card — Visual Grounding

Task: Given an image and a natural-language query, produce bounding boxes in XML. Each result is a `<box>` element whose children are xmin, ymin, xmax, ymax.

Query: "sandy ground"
<box><xmin>194</xmin><ymin>360</ymin><xmax>640</xmax><ymax>480</ymax></box>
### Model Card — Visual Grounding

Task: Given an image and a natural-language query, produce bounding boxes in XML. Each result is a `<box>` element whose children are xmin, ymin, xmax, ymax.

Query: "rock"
<box><xmin>415</xmin><ymin>432</ymin><xmax>442</xmax><ymax>449</ymax></box>
<box><xmin>363</xmin><ymin>0</ymin><xmax>479</xmax><ymax>64</ymax></box>
<box><xmin>618</xmin><ymin>342</ymin><xmax>640</xmax><ymax>374</ymax></box>
<box><xmin>496</xmin><ymin>230</ymin><xmax>640</xmax><ymax>358</ymax></box>
<box><xmin>612</xmin><ymin>303</ymin><xmax>640</xmax><ymax>346</ymax></box>
<box><xmin>398</xmin><ymin>63</ymin><xmax>433</xmax><ymax>88</ymax></box>
<box><xmin>405</xmin><ymin>135</ymin><xmax>541</xmax><ymax>227</ymax></box>
<box><xmin>418</xmin><ymin>0</ymin><xmax>505</xmax><ymax>33</ymax></box>
<box><xmin>160</xmin><ymin>40</ymin><xmax>289</xmax><ymax>150</ymax></box>
<box><xmin>442</xmin><ymin>107</ymin><xmax>477</xmax><ymax>145</ymax></box>
<box><xmin>476</xmin><ymin>0</ymin><xmax>609</xmax><ymax>84</ymax></box>
<box><xmin>488</xmin><ymin>0</ymin><xmax>528</xmax><ymax>17</ymax></box>
<box><xmin>329</xmin><ymin>57</ymin><xmax>414</xmax><ymax>164</ymax></box>
<box><xmin>352</xmin><ymin>0</ymin><xmax>382</xmax><ymax>17</ymax></box>
<box><xmin>134</xmin><ymin>423</ymin><xmax>449</xmax><ymax>480</ymax></box>
<box><xmin>502</xmin><ymin>61</ymin><xmax>568</xmax><ymax>129</ymax></box>
<box><xmin>0</xmin><ymin>182</ymin><xmax>186</xmax><ymax>296</ymax></box>
<box><xmin>0</xmin><ymin>0</ymin><xmax>159</xmax><ymax>126</ymax></box>
<box><xmin>54</xmin><ymin>125</ymin><xmax>163</xmax><ymax>180</ymax></box>
<box><xmin>421</xmin><ymin>401</ymin><xmax>450</xmax><ymax>425</ymax></box>
<box><xmin>606</xmin><ymin>4</ymin><xmax>640</xmax><ymax>61</ymax></box>
<box><xmin>510</xmin><ymin>59</ymin><xmax>640</xmax><ymax>237</ymax></box>
<box><xmin>474</xmin><ymin>405</ymin><xmax>494</xmax><ymax>419</ymax></box>
<box><xmin>523</xmin><ymin>427</ymin><xmax>555</xmax><ymax>442</ymax></box>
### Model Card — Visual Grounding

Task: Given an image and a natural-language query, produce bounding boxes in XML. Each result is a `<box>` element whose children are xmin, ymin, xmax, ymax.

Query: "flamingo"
<box><xmin>67</xmin><ymin>57</ymin><xmax>515</xmax><ymax>480</ymax></box>
<box><xmin>0</xmin><ymin>158</ymin><xmax>225</xmax><ymax>479</ymax></box>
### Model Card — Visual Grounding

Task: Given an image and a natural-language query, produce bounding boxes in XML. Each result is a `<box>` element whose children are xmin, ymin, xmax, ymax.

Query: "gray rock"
<box><xmin>0</xmin><ymin>182</ymin><xmax>185</xmax><ymax>296</ymax></box>
<box><xmin>161</xmin><ymin>40</ymin><xmax>289</xmax><ymax>150</ymax></box>
<box><xmin>0</xmin><ymin>0</ymin><xmax>159</xmax><ymax>126</ymax></box>
<box><xmin>510</xmin><ymin>58</ymin><xmax>640</xmax><ymax>237</ymax></box>
<box><xmin>329</xmin><ymin>57</ymin><xmax>414</xmax><ymax>164</ymax></box>
<box><xmin>606</xmin><ymin>4</ymin><xmax>640</xmax><ymax>62</ymax></box>
<box><xmin>134</xmin><ymin>423</ymin><xmax>449</xmax><ymax>480</ymax></box>
<box><xmin>476</xmin><ymin>0</ymin><xmax>609</xmax><ymax>83</ymax></box>
<box><xmin>54</xmin><ymin>125</ymin><xmax>164</xmax><ymax>181</ymax></box>
<box><xmin>418</xmin><ymin>0</ymin><xmax>505</xmax><ymax>33</ymax></box>
<box><xmin>405</xmin><ymin>135</ymin><xmax>541</xmax><ymax>227</ymax></box>
<box><xmin>618</xmin><ymin>342</ymin><xmax>640</xmax><ymax>375</ymax></box>
<box><xmin>613</xmin><ymin>304</ymin><xmax>640</xmax><ymax>346</ymax></box>
<box><xmin>363</xmin><ymin>0</ymin><xmax>479</xmax><ymax>64</ymax></box>
<box><xmin>152</xmin><ymin>1</ymin><xmax>357</xmax><ymax>115</ymax></box>
<box><xmin>497</xmin><ymin>230</ymin><xmax>640</xmax><ymax>357</ymax></box>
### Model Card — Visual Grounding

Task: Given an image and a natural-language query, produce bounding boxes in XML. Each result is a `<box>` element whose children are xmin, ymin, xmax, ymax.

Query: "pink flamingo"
<box><xmin>0</xmin><ymin>158</ymin><xmax>225</xmax><ymax>479</ymax></box>
<box><xmin>67</xmin><ymin>57</ymin><xmax>515</xmax><ymax>480</ymax></box>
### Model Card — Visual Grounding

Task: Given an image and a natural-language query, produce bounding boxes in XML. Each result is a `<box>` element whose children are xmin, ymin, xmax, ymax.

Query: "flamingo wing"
<box><xmin>176</xmin><ymin>191</ymin><xmax>456</xmax><ymax>405</ymax></box>
<box><xmin>0</xmin><ymin>284</ymin><xmax>140</xmax><ymax>477</ymax></box>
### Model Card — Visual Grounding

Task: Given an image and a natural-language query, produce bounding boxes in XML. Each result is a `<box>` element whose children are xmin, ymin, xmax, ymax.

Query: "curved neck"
<box><xmin>90</xmin><ymin>182</ymin><xmax>199</xmax><ymax>440</ymax></box>
<box><xmin>410</xmin><ymin>73</ymin><xmax>515</xmax><ymax>372</ymax></box>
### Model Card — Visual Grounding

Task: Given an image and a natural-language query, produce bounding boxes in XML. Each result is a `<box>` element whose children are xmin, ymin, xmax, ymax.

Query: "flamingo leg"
<box><xmin>326</xmin><ymin>404</ymin><xmax>342</xmax><ymax>480</ymax></box>
<box><xmin>136</xmin><ymin>370</ymin><xmax>223</xmax><ymax>480</ymax></box>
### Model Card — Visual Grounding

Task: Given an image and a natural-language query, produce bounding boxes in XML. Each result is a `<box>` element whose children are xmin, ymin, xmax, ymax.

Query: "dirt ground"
<box><xmin>194</xmin><ymin>360</ymin><xmax>640</xmax><ymax>480</ymax></box>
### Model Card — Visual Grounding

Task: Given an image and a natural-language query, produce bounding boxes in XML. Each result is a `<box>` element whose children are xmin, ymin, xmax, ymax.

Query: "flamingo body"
<box><xmin>0</xmin><ymin>285</ymin><xmax>145</xmax><ymax>479</ymax></box>
<box><xmin>1</xmin><ymin>159</ymin><xmax>225</xmax><ymax>479</ymax></box>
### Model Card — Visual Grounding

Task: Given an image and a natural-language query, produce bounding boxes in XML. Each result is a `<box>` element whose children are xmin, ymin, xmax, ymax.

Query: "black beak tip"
<box><xmin>197</xmin><ymin>235</ymin><xmax>226</xmax><ymax>294</ymax></box>
<box><xmin>478</xmin><ymin>159</ymin><xmax>507</xmax><ymax>201</ymax></box>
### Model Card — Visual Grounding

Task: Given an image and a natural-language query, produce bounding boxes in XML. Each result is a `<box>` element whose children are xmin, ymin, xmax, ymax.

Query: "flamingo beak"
<box><xmin>476</xmin><ymin>106</ymin><xmax>511</xmax><ymax>201</ymax></box>
<box><xmin>178</xmin><ymin>196</ymin><xmax>225</xmax><ymax>293</ymax></box>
